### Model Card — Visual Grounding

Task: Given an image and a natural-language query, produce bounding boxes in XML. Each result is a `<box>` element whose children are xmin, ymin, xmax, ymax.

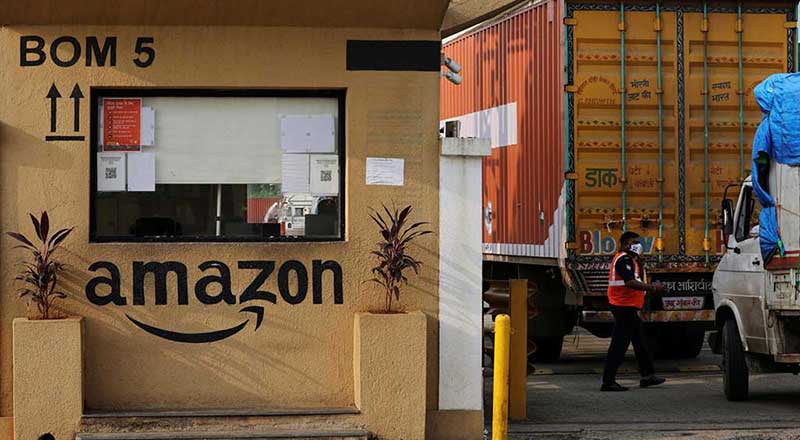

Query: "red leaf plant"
<box><xmin>368</xmin><ymin>205</ymin><xmax>432</xmax><ymax>313</ymax></box>
<box><xmin>6</xmin><ymin>212</ymin><xmax>74</xmax><ymax>319</ymax></box>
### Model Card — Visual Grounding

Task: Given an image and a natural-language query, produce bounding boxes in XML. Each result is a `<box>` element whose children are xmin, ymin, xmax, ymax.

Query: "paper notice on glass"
<box><xmin>140</xmin><ymin>107</ymin><xmax>155</xmax><ymax>146</ymax></box>
<box><xmin>127</xmin><ymin>152</ymin><xmax>156</xmax><ymax>192</ymax></box>
<box><xmin>281</xmin><ymin>153</ymin><xmax>310</xmax><ymax>193</ymax></box>
<box><xmin>310</xmin><ymin>154</ymin><xmax>339</xmax><ymax>195</ymax></box>
<box><xmin>366</xmin><ymin>157</ymin><xmax>404</xmax><ymax>186</ymax></box>
<box><xmin>280</xmin><ymin>115</ymin><xmax>336</xmax><ymax>153</ymax></box>
<box><xmin>97</xmin><ymin>152</ymin><xmax>127</xmax><ymax>192</ymax></box>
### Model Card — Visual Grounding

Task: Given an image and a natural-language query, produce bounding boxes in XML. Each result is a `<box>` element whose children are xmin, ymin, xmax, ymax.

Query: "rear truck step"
<box><xmin>582</xmin><ymin>310</ymin><xmax>714</xmax><ymax>323</ymax></box>
<box><xmin>774</xmin><ymin>354</ymin><xmax>800</xmax><ymax>363</ymax></box>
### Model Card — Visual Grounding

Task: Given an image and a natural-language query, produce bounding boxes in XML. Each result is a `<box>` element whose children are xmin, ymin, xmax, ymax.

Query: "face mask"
<box><xmin>630</xmin><ymin>243</ymin><xmax>643</xmax><ymax>255</ymax></box>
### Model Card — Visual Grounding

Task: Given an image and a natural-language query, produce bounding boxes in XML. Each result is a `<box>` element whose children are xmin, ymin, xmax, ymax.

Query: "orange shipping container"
<box><xmin>441</xmin><ymin>0</ymin><xmax>565</xmax><ymax>260</ymax></box>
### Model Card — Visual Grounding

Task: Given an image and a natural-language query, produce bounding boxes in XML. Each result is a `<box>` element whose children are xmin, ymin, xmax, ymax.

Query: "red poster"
<box><xmin>103</xmin><ymin>98</ymin><xmax>141</xmax><ymax>151</ymax></box>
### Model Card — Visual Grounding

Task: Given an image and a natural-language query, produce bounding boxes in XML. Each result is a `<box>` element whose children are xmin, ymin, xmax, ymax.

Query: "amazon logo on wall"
<box><xmin>84</xmin><ymin>259</ymin><xmax>343</xmax><ymax>343</ymax></box>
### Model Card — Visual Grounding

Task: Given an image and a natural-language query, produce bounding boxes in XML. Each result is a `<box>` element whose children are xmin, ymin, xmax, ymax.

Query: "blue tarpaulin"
<box><xmin>751</xmin><ymin>73</ymin><xmax>800</xmax><ymax>260</ymax></box>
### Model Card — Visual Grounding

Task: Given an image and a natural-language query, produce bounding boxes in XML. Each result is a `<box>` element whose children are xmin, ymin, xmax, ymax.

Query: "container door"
<box><xmin>682</xmin><ymin>10</ymin><xmax>789</xmax><ymax>258</ymax></box>
<box><xmin>572</xmin><ymin>9</ymin><xmax>679</xmax><ymax>258</ymax></box>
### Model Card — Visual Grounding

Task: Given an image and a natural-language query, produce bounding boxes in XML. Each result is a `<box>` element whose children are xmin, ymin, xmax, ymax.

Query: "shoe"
<box><xmin>640</xmin><ymin>375</ymin><xmax>666</xmax><ymax>388</ymax></box>
<box><xmin>600</xmin><ymin>382</ymin><xmax>629</xmax><ymax>392</ymax></box>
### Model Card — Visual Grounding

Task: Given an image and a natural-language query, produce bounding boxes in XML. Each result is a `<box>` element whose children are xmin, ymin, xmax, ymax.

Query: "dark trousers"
<box><xmin>602</xmin><ymin>305</ymin><xmax>655</xmax><ymax>385</ymax></box>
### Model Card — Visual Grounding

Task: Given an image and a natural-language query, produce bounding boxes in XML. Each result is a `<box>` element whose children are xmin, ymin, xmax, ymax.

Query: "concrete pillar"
<box><xmin>438</xmin><ymin>137</ymin><xmax>491</xmax><ymax>411</ymax></box>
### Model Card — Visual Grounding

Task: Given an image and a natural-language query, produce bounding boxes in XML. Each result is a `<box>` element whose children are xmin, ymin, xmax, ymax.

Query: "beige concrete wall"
<box><xmin>0</xmin><ymin>416</ymin><xmax>13</xmax><ymax>439</ymax></box>
<box><xmin>354</xmin><ymin>312</ymin><xmax>427</xmax><ymax>440</ymax></box>
<box><xmin>0</xmin><ymin>25</ymin><xmax>441</xmax><ymax>414</ymax></box>
<box><xmin>13</xmin><ymin>318</ymin><xmax>83</xmax><ymax>440</ymax></box>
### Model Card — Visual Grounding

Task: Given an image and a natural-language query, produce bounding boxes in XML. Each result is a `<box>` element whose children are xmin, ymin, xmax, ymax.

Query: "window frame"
<box><xmin>734</xmin><ymin>184</ymin><xmax>754</xmax><ymax>243</ymax></box>
<box><xmin>89</xmin><ymin>88</ymin><xmax>346</xmax><ymax>243</ymax></box>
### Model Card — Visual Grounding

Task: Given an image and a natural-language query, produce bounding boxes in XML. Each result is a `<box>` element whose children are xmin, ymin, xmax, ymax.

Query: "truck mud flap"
<box><xmin>582</xmin><ymin>309</ymin><xmax>714</xmax><ymax>323</ymax></box>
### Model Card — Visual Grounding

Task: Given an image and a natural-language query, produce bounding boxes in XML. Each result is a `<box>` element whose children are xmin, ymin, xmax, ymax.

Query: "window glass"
<box><xmin>735</xmin><ymin>186</ymin><xmax>757</xmax><ymax>242</ymax></box>
<box><xmin>92</xmin><ymin>92</ymin><xmax>343</xmax><ymax>242</ymax></box>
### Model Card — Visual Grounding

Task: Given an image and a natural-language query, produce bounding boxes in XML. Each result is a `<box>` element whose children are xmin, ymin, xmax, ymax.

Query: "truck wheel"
<box><xmin>723</xmin><ymin>318</ymin><xmax>749</xmax><ymax>401</ymax></box>
<box><xmin>529</xmin><ymin>336</ymin><xmax>564</xmax><ymax>363</ymax></box>
<box><xmin>678</xmin><ymin>328</ymin><xmax>706</xmax><ymax>358</ymax></box>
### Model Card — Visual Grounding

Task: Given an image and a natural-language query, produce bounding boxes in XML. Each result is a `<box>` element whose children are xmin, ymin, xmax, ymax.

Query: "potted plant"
<box><xmin>7</xmin><ymin>211</ymin><xmax>74</xmax><ymax>319</ymax></box>
<box><xmin>8</xmin><ymin>212</ymin><xmax>83</xmax><ymax>440</ymax></box>
<box><xmin>367</xmin><ymin>204</ymin><xmax>431</xmax><ymax>313</ymax></box>
<box><xmin>355</xmin><ymin>205</ymin><xmax>432</xmax><ymax>440</ymax></box>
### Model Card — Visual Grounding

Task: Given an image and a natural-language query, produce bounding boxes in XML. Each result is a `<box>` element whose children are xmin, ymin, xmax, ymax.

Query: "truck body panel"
<box><xmin>441</xmin><ymin>0</ymin><xmax>565</xmax><ymax>260</ymax></box>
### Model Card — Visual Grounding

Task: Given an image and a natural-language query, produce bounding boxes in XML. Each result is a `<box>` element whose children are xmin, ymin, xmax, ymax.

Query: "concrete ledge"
<box><xmin>440</xmin><ymin>137</ymin><xmax>491</xmax><ymax>157</ymax></box>
<box><xmin>14</xmin><ymin>317</ymin><xmax>83</xmax><ymax>440</ymax></box>
<box><xmin>354</xmin><ymin>312</ymin><xmax>427</xmax><ymax>440</ymax></box>
<box><xmin>82</xmin><ymin>408</ymin><xmax>360</xmax><ymax>418</ymax></box>
<box><xmin>76</xmin><ymin>430</ymin><xmax>370</xmax><ymax>439</ymax></box>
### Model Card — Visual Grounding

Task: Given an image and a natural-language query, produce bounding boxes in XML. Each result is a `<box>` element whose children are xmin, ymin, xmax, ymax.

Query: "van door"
<box><xmin>715</xmin><ymin>183</ymin><xmax>768</xmax><ymax>353</ymax></box>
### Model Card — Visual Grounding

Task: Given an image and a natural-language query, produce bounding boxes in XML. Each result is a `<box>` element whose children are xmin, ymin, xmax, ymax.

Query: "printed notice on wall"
<box><xmin>310</xmin><ymin>154</ymin><xmax>339</xmax><ymax>195</ymax></box>
<box><xmin>280</xmin><ymin>115</ymin><xmax>336</xmax><ymax>153</ymax></box>
<box><xmin>281</xmin><ymin>153</ymin><xmax>310</xmax><ymax>193</ymax></box>
<box><xmin>97</xmin><ymin>152</ymin><xmax>127</xmax><ymax>192</ymax></box>
<box><xmin>103</xmin><ymin>98</ymin><xmax>142</xmax><ymax>151</ymax></box>
<box><xmin>366</xmin><ymin>157</ymin><xmax>404</xmax><ymax>186</ymax></box>
<box><xmin>127</xmin><ymin>152</ymin><xmax>156</xmax><ymax>192</ymax></box>
<box><xmin>140</xmin><ymin>107</ymin><xmax>156</xmax><ymax>146</ymax></box>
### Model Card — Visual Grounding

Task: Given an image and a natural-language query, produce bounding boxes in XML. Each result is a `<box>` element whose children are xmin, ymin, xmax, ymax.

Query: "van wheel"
<box><xmin>723</xmin><ymin>318</ymin><xmax>749</xmax><ymax>401</ymax></box>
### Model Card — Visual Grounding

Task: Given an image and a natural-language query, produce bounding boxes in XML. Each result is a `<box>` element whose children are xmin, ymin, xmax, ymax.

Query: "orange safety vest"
<box><xmin>607</xmin><ymin>252</ymin><xmax>646</xmax><ymax>309</ymax></box>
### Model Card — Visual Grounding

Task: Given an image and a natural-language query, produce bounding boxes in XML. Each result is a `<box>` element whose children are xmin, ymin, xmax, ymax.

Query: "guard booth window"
<box><xmin>90</xmin><ymin>90</ymin><xmax>344</xmax><ymax>242</ymax></box>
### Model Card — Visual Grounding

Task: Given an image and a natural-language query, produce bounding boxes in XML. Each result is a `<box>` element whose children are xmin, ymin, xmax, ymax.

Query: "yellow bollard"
<box><xmin>492</xmin><ymin>314</ymin><xmax>511</xmax><ymax>440</ymax></box>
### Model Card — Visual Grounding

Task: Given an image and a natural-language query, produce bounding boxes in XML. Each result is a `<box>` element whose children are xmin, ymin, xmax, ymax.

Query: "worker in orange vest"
<box><xmin>601</xmin><ymin>231</ymin><xmax>667</xmax><ymax>392</ymax></box>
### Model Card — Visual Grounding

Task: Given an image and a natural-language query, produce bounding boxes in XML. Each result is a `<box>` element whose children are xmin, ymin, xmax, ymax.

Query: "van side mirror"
<box><xmin>721</xmin><ymin>199</ymin><xmax>734</xmax><ymax>236</ymax></box>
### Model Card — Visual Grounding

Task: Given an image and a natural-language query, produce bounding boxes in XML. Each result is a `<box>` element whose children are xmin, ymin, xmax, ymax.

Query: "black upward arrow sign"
<box><xmin>70</xmin><ymin>84</ymin><xmax>84</xmax><ymax>132</ymax></box>
<box><xmin>46</xmin><ymin>83</ymin><xmax>61</xmax><ymax>133</ymax></box>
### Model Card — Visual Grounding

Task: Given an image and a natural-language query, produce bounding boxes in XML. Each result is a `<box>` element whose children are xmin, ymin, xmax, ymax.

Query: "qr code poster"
<box><xmin>97</xmin><ymin>152</ymin><xmax>126</xmax><ymax>192</ymax></box>
<box><xmin>310</xmin><ymin>154</ymin><xmax>339</xmax><ymax>196</ymax></box>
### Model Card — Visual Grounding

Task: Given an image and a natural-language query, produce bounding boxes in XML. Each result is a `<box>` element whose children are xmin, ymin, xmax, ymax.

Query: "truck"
<box><xmin>441</xmin><ymin>0</ymin><xmax>799</xmax><ymax>360</ymax></box>
<box><xmin>711</xmin><ymin>72</ymin><xmax>800</xmax><ymax>401</ymax></box>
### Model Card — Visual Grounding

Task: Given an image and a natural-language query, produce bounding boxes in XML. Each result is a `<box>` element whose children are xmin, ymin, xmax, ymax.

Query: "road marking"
<box><xmin>532</xmin><ymin>368</ymin><xmax>554</xmax><ymax>375</ymax></box>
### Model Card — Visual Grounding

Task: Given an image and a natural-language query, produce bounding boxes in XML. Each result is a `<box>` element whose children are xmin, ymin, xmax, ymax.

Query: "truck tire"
<box><xmin>529</xmin><ymin>336</ymin><xmax>564</xmax><ymax>363</ymax></box>
<box><xmin>723</xmin><ymin>318</ymin><xmax>749</xmax><ymax>401</ymax></box>
<box><xmin>653</xmin><ymin>327</ymin><xmax>705</xmax><ymax>359</ymax></box>
<box><xmin>677</xmin><ymin>328</ymin><xmax>706</xmax><ymax>358</ymax></box>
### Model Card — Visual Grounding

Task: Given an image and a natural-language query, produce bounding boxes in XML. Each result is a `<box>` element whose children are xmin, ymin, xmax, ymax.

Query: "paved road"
<box><xmin>485</xmin><ymin>329</ymin><xmax>800</xmax><ymax>440</ymax></box>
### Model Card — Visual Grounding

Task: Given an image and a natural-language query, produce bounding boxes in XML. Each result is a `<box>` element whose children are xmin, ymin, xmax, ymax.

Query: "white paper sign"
<box><xmin>97</xmin><ymin>152</ymin><xmax>127</xmax><ymax>192</ymax></box>
<box><xmin>281</xmin><ymin>154</ymin><xmax>310</xmax><ymax>193</ymax></box>
<box><xmin>310</xmin><ymin>154</ymin><xmax>339</xmax><ymax>195</ymax></box>
<box><xmin>141</xmin><ymin>107</ymin><xmax>155</xmax><ymax>146</ymax></box>
<box><xmin>127</xmin><ymin>152</ymin><xmax>156</xmax><ymax>192</ymax></box>
<box><xmin>280</xmin><ymin>115</ymin><xmax>336</xmax><ymax>153</ymax></box>
<box><xmin>366</xmin><ymin>157</ymin><xmax>404</xmax><ymax>186</ymax></box>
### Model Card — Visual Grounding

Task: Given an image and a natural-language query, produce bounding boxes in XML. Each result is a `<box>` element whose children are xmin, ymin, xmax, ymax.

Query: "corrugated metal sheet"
<box><xmin>246</xmin><ymin>197</ymin><xmax>281</xmax><ymax>224</ymax></box>
<box><xmin>571</xmin><ymin>6</ymin><xmax>790</xmax><ymax>259</ymax></box>
<box><xmin>440</xmin><ymin>0</ymin><xmax>565</xmax><ymax>260</ymax></box>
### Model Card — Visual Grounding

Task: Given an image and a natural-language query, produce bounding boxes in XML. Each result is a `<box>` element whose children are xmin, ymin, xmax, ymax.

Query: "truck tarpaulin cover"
<box><xmin>751</xmin><ymin>73</ymin><xmax>800</xmax><ymax>260</ymax></box>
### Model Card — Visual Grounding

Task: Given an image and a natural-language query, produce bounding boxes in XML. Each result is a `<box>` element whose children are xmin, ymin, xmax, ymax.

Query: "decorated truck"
<box><xmin>440</xmin><ymin>0</ymin><xmax>799</xmax><ymax>360</ymax></box>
